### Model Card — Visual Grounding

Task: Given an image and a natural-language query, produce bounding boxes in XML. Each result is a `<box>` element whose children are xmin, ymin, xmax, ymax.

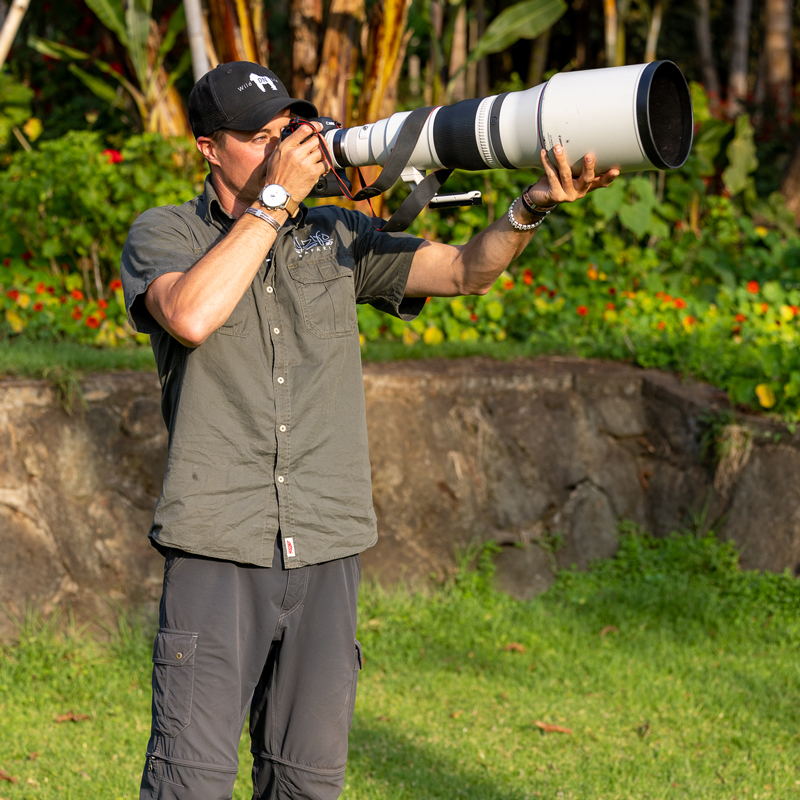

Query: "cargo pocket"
<box><xmin>288</xmin><ymin>256</ymin><xmax>357</xmax><ymax>339</ymax></box>
<box><xmin>151</xmin><ymin>629</ymin><xmax>198</xmax><ymax>737</ymax></box>
<box><xmin>347</xmin><ymin>640</ymin><xmax>363</xmax><ymax>733</ymax></box>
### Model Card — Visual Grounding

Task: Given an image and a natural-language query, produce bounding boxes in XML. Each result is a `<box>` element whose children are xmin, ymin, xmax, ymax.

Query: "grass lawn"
<box><xmin>1</xmin><ymin>530</ymin><xmax>798</xmax><ymax>800</ymax></box>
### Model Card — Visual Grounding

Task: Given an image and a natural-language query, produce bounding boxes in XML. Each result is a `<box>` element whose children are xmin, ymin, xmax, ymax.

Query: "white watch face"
<box><xmin>260</xmin><ymin>184</ymin><xmax>289</xmax><ymax>209</ymax></box>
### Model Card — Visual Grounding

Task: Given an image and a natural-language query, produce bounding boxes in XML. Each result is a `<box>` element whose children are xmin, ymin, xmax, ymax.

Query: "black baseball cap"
<box><xmin>188</xmin><ymin>62</ymin><xmax>318</xmax><ymax>139</ymax></box>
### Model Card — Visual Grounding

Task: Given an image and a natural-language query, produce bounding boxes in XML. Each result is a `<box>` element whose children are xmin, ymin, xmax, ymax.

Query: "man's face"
<box><xmin>197</xmin><ymin>108</ymin><xmax>293</xmax><ymax>206</ymax></box>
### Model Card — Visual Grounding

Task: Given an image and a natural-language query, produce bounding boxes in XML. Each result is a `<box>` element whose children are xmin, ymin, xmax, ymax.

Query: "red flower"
<box><xmin>606</xmin><ymin>302</ymin><xmax>616</xmax><ymax>310</ymax></box>
<box><xmin>33</xmin><ymin>301</ymin><xmax>44</xmax><ymax>312</ymax></box>
<box><xmin>59</xmin><ymin>295</ymin><xmax>67</xmax><ymax>304</ymax></box>
<box><xmin>21</xmin><ymin>251</ymin><xmax>32</xmax><ymax>262</ymax></box>
<box><xmin>734</xmin><ymin>313</ymin><xmax>747</xmax><ymax>323</ymax></box>
<box><xmin>657</xmin><ymin>321</ymin><xmax>666</xmax><ymax>330</ymax></box>
<box><xmin>47</xmin><ymin>286</ymin><xmax>55</xmax><ymax>295</ymax></box>
<box><xmin>792</xmin><ymin>306</ymin><xmax>800</xmax><ymax>317</ymax></box>
<box><xmin>70</xmin><ymin>289</ymin><xmax>84</xmax><ymax>301</ymax></box>
<box><xmin>2</xmin><ymin>257</ymin><xmax>9</xmax><ymax>266</ymax></box>
<box><xmin>99</xmin><ymin>310</ymin><xmax>107</xmax><ymax>320</ymax></box>
<box><xmin>576</xmin><ymin>305</ymin><xmax>588</xmax><ymax>317</ymax></box>
<box><xmin>503</xmin><ymin>280</ymin><xmax>514</xmax><ymax>290</ymax></box>
<box><xmin>522</xmin><ymin>269</ymin><xmax>534</xmax><ymax>286</ymax></box>
<box><xmin>608</xmin><ymin>287</ymin><xmax>617</xmax><ymax>295</ymax></box>
<box><xmin>470</xmin><ymin>313</ymin><xmax>478</xmax><ymax>322</ymax></box>
<box><xmin>108</xmin><ymin>62</ymin><xmax>124</xmax><ymax>76</ymax></box>
<box><xmin>746</xmin><ymin>281</ymin><xmax>759</xmax><ymax>295</ymax></box>
<box><xmin>35</xmin><ymin>282</ymin><xmax>46</xmax><ymax>295</ymax></box>
<box><xmin>732</xmin><ymin>325</ymin><xmax>741</xmax><ymax>335</ymax></box>
<box><xmin>6</xmin><ymin>289</ymin><xmax>19</xmax><ymax>301</ymax></box>
<box><xmin>71</xmin><ymin>307</ymin><xmax>83</xmax><ymax>320</ymax></box>
<box><xmin>548</xmin><ymin>290</ymin><xmax>557</xmax><ymax>298</ymax></box>
<box><xmin>674</xmin><ymin>298</ymin><xmax>687</xmax><ymax>309</ymax></box>
<box><xmin>85</xmin><ymin>315</ymin><xmax>100</xmax><ymax>329</ymax></box>
<box><xmin>98</xmin><ymin>298</ymin><xmax>109</xmax><ymax>310</ymax></box>
<box><xmin>109</xmin><ymin>279</ymin><xmax>123</xmax><ymax>291</ymax></box>
<box><xmin>103</xmin><ymin>150</ymin><xmax>122</xmax><ymax>164</ymax></box>
<box><xmin>102</xmin><ymin>149</ymin><xmax>123</xmax><ymax>164</ymax></box>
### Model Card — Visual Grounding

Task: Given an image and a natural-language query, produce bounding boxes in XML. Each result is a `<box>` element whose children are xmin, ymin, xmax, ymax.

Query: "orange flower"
<box><xmin>761</xmin><ymin>303</ymin><xmax>769</xmax><ymax>314</ymax></box>
<box><xmin>792</xmin><ymin>305</ymin><xmax>800</xmax><ymax>316</ymax></box>
<box><xmin>674</xmin><ymin>298</ymin><xmax>687</xmax><ymax>309</ymax></box>
<box><xmin>99</xmin><ymin>310</ymin><xmax>107</xmax><ymax>320</ymax></box>
<box><xmin>523</xmin><ymin>269</ymin><xmax>534</xmax><ymax>286</ymax></box>
<box><xmin>98</xmin><ymin>298</ymin><xmax>109</xmax><ymax>309</ymax></box>
<box><xmin>109</xmin><ymin>279</ymin><xmax>123</xmax><ymax>291</ymax></box>
<box><xmin>70</xmin><ymin>289</ymin><xmax>84</xmax><ymax>301</ymax></box>
<box><xmin>746</xmin><ymin>281</ymin><xmax>759</xmax><ymax>294</ymax></box>
<box><xmin>657</xmin><ymin>321</ymin><xmax>666</xmax><ymax>330</ymax></box>
<box><xmin>71</xmin><ymin>307</ymin><xmax>83</xmax><ymax>320</ymax></box>
<box><xmin>682</xmin><ymin>315</ymin><xmax>697</xmax><ymax>331</ymax></box>
<box><xmin>85</xmin><ymin>315</ymin><xmax>100</xmax><ymax>329</ymax></box>
<box><xmin>734</xmin><ymin>313</ymin><xmax>747</xmax><ymax>322</ymax></box>
<box><xmin>586</xmin><ymin>266</ymin><xmax>598</xmax><ymax>280</ymax></box>
<box><xmin>606</xmin><ymin>302</ymin><xmax>616</xmax><ymax>310</ymax></box>
<box><xmin>35</xmin><ymin>282</ymin><xmax>46</xmax><ymax>295</ymax></box>
<box><xmin>33</xmin><ymin>301</ymin><xmax>44</xmax><ymax>312</ymax></box>
<box><xmin>576</xmin><ymin>305</ymin><xmax>589</xmax><ymax>317</ymax></box>
<box><xmin>503</xmin><ymin>280</ymin><xmax>514</xmax><ymax>290</ymax></box>
<box><xmin>470</xmin><ymin>312</ymin><xmax>478</xmax><ymax>321</ymax></box>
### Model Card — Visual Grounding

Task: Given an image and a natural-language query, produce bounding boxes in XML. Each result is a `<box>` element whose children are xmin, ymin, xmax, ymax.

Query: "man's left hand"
<box><xmin>526</xmin><ymin>145</ymin><xmax>619</xmax><ymax>208</ymax></box>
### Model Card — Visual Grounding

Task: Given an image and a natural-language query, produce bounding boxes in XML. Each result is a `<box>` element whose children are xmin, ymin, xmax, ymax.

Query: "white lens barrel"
<box><xmin>327</xmin><ymin>61</ymin><xmax>693</xmax><ymax>176</ymax></box>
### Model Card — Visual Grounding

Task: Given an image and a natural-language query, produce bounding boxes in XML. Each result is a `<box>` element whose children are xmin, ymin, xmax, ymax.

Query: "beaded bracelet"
<box><xmin>507</xmin><ymin>197</ymin><xmax>545</xmax><ymax>232</ymax></box>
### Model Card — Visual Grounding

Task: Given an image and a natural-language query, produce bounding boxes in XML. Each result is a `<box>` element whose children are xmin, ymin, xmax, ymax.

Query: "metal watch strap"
<box><xmin>245</xmin><ymin>206</ymin><xmax>281</xmax><ymax>232</ymax></box>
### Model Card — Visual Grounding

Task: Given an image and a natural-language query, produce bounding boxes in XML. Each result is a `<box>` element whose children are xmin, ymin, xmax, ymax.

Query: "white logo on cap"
<box><xmin>250</xmin><ymin>73</ymin><xmax>277</xmax><ymax>93</ymax></box>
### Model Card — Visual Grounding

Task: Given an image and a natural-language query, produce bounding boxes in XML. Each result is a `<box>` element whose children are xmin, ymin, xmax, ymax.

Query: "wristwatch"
<box><xmin>259</xmin><ymin>184</ymin><xmax>299</xmax><ymax>218</ymax></box>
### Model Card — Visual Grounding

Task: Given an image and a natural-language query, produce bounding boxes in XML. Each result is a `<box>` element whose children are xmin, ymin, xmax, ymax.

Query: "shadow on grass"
<box><xmin>347</xmin><ymin>718</ymin><xmax>531</xmax><ymax>800</ymax></box>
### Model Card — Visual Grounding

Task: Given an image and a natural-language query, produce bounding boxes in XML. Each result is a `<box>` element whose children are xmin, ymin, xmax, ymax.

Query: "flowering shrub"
<box><xmin>0</xmin><ymin>258</ymin><xmax>144</xmax><ymax>346</ymax></box>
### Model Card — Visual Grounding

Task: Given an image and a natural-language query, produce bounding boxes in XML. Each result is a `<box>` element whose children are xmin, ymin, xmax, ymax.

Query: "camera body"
<box><xmin>281</xmin><ymin>116</ymin><xmax>352</xmax><ymax>198</ymax></box>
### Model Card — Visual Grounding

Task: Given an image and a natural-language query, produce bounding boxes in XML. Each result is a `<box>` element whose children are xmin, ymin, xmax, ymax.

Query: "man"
<box><xmin>121</xmin><ymin>61</ymin><xmax>617</xmax><ymax>800</ymax></box>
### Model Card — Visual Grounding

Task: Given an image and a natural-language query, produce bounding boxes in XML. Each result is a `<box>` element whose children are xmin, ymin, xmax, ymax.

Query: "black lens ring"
<box><xmin>636</xmin><ymin>60</ymin><xmax>693</xmax><ymax>170</ymax></box>
<box><xmin>488</xmin><ymin>93</ymin><xmax>515</xmax><ymax>170</ymax></box>
<box><xmin>332</xmin><ymin>128</ymin><xmax>351</xmax><ymax>168</ymax></box>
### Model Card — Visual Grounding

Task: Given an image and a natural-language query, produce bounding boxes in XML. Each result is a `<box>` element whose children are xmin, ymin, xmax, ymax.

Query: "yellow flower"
<box><xmin>5</xmin><ymin>309</ymin><xmax>24</xmax><ymax>333</ymax></box>
<box><xmin>423</xmin><ymin>326</ymin><xmax>444</xmax><ymax>345</ymax></box>
<box><xmin>755</xmin><ymin>384</ymin><xmax>776</xmax><ymax>409</ymax></box>
<box><xmin>780</xmin><ymin>304</ymin><xmax>795</xmax><ymax>322</ymax></box>
<box><xmin>402</xmin><ymin>327</ymin><xmax>419</xmax><ymax>346</ymax></box>
<box><xmin>359</xmin><ymin>333</ymin><xmax>366</xmax><ymax>347</ymax></box>
<box><xmin>755</xmin><ymin>226</ymin><xmax>769</xmax><ymax>237</ymax></box>
<box><xmin>16</xmin><ymin>292</ymin><xmax>30</xmax><ymax>309</ymax></box>
<box><xmin>598</xmin><ymin>271</ymin><xmax>608</xmax><ymax>281</ymax></box>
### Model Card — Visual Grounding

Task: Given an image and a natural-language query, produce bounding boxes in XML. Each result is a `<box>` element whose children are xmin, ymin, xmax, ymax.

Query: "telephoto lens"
<box><xmin>327</xmin><ymin>61</ymin><xmax>693</xmax><ymax>177</ymax></box>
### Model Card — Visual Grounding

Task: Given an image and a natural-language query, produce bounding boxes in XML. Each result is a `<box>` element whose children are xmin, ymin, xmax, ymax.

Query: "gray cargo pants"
<box><xmin>140</xmin><ymin>536</ymin><xmax>362</xmax><ymax>800</ymax></box>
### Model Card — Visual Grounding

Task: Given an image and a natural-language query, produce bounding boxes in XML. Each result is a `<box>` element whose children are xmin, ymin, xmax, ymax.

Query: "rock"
<box><xmin>552</xmin><ymin>482</ymin><xmax>619</xmax><ymax>570</ymax></box>
<box><xmin>493</xmin><ymin>542</ymin><xmax>555</xmax><ymax>600</ymax></box>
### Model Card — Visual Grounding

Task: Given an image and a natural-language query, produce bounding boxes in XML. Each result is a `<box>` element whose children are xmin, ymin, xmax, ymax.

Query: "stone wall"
<box><xmin>1</xmin><ymin>357</ymin><xmax>797</xmax><ymax>639</ymax></box>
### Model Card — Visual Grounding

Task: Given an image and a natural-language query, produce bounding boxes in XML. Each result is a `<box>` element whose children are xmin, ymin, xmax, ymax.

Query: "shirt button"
<box><xmin>273</xmin><ymin>327</ymin><xmax>280</xmax><ymax>335</ymax></box>
<box><xmin>279</xmin><ymin>425</ymin><xmax>287</xmax><ymax>432</ymax></box>
<box><xmin>266</xmin><ymin>286</ymin><xmax>274</xmax><ymax>294</ymax></box>
<box><xmin>277</xmin><ymin>475</ymin><xmax>285</xmax><ymax>483</ymax></box>
<box><xmin>277</xmin><ymin>376</ymin><xmax>285</xmax><ymax>384</ymax></box>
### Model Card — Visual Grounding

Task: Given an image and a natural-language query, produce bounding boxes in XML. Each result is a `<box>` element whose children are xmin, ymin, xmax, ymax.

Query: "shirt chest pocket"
<box><xmin>288</xmin><ymin>255</ymin><xmax>357</xmax><ymax>339</ymax></box>
<box><xmin>215</xmin><ymin>287</ymin><xmax>253</xmax><ymax>338</ymax></box>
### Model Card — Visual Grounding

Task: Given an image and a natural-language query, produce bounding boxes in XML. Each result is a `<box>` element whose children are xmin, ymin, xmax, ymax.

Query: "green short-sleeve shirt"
<box><xmin>121</xmin><ymin>178</ymin><xmax>425</xmax><ymax>567</ymax></box>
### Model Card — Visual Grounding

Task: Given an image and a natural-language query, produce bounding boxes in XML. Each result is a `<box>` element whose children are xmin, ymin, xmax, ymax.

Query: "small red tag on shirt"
<box><xmin>285</xmin><ymin>537</ymin><xmax>296</xmax><ymax>558</ymax></box>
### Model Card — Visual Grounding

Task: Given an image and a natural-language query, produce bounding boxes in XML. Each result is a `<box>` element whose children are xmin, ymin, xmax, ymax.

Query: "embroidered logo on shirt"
<box><xmin>293</xmin><ymin>231</ymin><xmax>333</xmax><ymax>258</ymax></box>
<box><xmin>285</xmin><ymin>537</ymin><xmax>296</xmax><ymax>558</ymax></box>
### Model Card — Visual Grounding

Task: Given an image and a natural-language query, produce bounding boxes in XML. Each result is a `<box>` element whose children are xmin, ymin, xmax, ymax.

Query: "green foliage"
<box><xmin>0</xmin><ymin>130</ymin><xmax>201</xmax><ymax>286</ymax></box>
<box><xmin>0</xmin><ymin>71</ymin><xmax>34</xmax><ymax>149</ymax></box>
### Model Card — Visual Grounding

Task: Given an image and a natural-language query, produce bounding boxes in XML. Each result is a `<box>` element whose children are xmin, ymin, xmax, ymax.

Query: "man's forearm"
<box><xmin>145</xmin><ymin>211</ymin><xmax>286</xmax><ymax>347</ymax></box>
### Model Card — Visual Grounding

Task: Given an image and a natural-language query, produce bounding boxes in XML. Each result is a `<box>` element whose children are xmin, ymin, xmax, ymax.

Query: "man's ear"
<box><xmin>197</xmin><ymin>136</ymin><xmax>222</xmax><ymax>166</ymax></box>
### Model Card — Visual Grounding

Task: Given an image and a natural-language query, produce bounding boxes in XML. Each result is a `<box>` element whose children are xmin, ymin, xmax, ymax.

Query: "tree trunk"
<box><xmin>206</xmin><ymin>0</ymin><xmax>262</xmax><ymax>64</ymax></box>
<box><xmin>615</xmin><ymin>0</ymin><xmax>628</xmax><ymax>66</ymax></box>
<box><xmin>290</xmin><ymin>0</ymin><xmax>322</xmax><ymax>100</ymax></box>
<box><xmin>781</xmin><ymin>135</ymin><xmax>800</xmax><ymax>225</ymax></box>
<box><xmin>448</xmin><ymin>2</ymin><xmax>467</xmax><ymax>102</ymax></box>
<box><xmin>474</xmin><ymin>0</ymin><xmax>489</xmax><ymax>97</ymax></box>
<box><xmin>527</xmin><ymin>28</ymin><xmax>551</xmax><ymax>87</ymax></box>
<box><xmin>573</xmin><ymin>0</ymin><xmax>590</xmax><ymax>70</ymax></box>
<box><xmin>695</xmin><ymin>0</ymin><xmax>720</xmax><ymax>100</ymax></box>
<box><xmin>144</xmin><ymin>20</ymin><xmax>192</xmax><ymax>138</ymax></box>
<box><xmin>765</xmin><ymin>0</ymin><xmax>792</xmax><ymax>126</ymax></box>
<box><xmin>727</xmin><ymin>0</ymin><xmax>752</xmax><ymax>115</ymax></box>
<box><xmin>644</xmin><ymin>0</ymin><xmax>664</xmax><ymax>63</ymax></box>
<box><xmin>603</xmin><ymin>0</ymin><xmax>617</xmax><ymax>67</ymax></box>
<box><xmin>309</xmin><ymin>0</ymin><xmax>364</xmax><ymax>123</ymax></box>
<box><xmin>429</xmin><ymin>0</ymin><xmax>445</xmax><ymax>105</ymax></box>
